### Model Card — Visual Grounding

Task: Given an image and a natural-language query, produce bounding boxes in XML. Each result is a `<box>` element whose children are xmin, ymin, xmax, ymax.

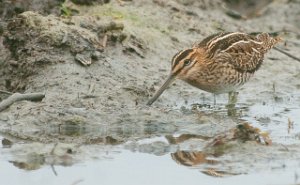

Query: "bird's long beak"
<box><xmin>147</xmin><ymin>74</ymin><xmax>175</xmax><ymax>106</ymax></box>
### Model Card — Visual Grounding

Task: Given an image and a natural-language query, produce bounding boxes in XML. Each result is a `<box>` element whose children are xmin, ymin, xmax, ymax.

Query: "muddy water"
<box><xmin>0</xmin><ymin>133</ymin><xmax>300</xmax><ymax>185</ymax></box>
<box><xmin>1</xmin><ymin>100</ymin><xmax>300</xmax><ymax>185</ymax></box>
<box><xmin>0</xmin><ymin>148</ymin><xmax>299</xmax><ymax>185</ymax></box>
<box><xmin>0</xmin><ymin>150</ymin><xmax>298</xmax><ymax>185</ymax></box>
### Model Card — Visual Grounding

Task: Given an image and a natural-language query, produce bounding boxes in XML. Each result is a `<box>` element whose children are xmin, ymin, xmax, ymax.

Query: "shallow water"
<box><xmin>1</xmin><ymin>100</ymin><xmax>300</xmax><ymax>185</ymax></box>
<box><xmin>245</xmin><ymin>104</ymin><xmax>300</xmax><ymax>145</ymax></box>
<box><xmin>2</xmin><ymin>90</ymin><xmax>300</xmax><ymax>185</ymax></box>
<box><xmin>0</xmin><ymin>144</ymin><xmax>300</xmax><ymax>185</ymax></box>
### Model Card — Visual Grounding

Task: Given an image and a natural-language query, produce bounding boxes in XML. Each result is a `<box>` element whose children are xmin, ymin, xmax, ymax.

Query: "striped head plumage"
<box><xmin>147</xmin><ymin>32</ymin><xmax>281</xmax><ymax>106</ymax></box>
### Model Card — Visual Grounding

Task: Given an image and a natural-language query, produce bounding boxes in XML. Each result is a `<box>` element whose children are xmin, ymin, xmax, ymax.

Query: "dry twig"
<box><xmin>274</xmin><ymin>47</ymin><xmax>300</xmax><ymax>62</ymax></box>
<box><xmin>0</xmin><ymin>90</ymin><xmax>13</xmax><ymax>95</ymax></box>
<box><xmin>0</xmin><ymin>92</ymin><xmax>45</xmax><ymax>112</ymax></box>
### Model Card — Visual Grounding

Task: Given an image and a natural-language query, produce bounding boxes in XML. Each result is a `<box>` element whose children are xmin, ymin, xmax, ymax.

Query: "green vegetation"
<box><xmin>60</xmin><ymin>4</ymin><xmax>73</xmax><ymax>17</ymax></box>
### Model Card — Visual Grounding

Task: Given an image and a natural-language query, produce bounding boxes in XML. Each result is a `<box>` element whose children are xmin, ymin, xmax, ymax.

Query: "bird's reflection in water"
<box><xmin>167</xmin><ymin>123</ymin><xmax>270</xmax><ymax>177</ymax></box>
<box><xmin>165</xmin><ymin>134</ymin><xmax>211</xmax><ymax>145</ymax></box>
<box><xmin>171</xmin><ymin>150</ymin><xmax>230</xmax><ymax>177</ymax></box>
<box><xmin>167</xmin><ymin>134</ymin><xmax>229</xmax><ymax>177</ymax></box>
<box><xmin>171</xmin><ymin>150</ymin><xmax>217</xmax><ymax>167</ymax></box>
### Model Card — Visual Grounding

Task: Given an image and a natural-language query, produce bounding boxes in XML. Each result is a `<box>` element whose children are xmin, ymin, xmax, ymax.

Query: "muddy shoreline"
<box><xmin>0</xmin><ymin>0</ymin><xmax>300</xmax><ymax>181</ymax></box>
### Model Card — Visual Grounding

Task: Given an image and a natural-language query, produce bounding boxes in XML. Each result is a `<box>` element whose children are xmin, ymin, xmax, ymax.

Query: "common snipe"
<box><xmin>147</xmin><ymin>32</ymin><xmax>281</xmax><ymax>106</ymax></box>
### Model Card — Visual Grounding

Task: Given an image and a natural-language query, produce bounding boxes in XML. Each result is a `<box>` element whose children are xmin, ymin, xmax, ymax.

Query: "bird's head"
<box><xmin>147</xmin><ymin>48</ymin><xmax>200</xmax><ymax>106</ymax></box>
<box><xmin>170</xmin><ymin>48</ymin><xmax>199</xmax><ymax>79</ymax></box>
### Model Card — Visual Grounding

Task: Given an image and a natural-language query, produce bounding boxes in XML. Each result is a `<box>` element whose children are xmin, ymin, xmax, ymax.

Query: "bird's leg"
<box><xmin>213</xmin><ymin>94</ymin><xmax>217</xmax><ymax>108</ymax></box>
<box><xmin>202</xmin><ymin>93</ymin><xmax>205</xmax><ymax>105</ymax></box>
<box><xmin>228</xmin><ymin>91</ymin><xmax>238</xmax><ymax>105</ymax></box>
<box><xmin>212</xmin><ymin>94</ymin><xmax>220</xmax><ymax>111</ymax></box>
<box><xmin>227</xmin><ymin>91</ymin><xmax>238</xmax><ymax>116</ymax></box>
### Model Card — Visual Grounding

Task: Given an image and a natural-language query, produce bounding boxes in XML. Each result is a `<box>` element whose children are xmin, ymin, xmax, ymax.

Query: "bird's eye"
<box><xmin>183</xmin><ymin>59</ymin><xmax>191</xmax><ymax>66</ymax></box>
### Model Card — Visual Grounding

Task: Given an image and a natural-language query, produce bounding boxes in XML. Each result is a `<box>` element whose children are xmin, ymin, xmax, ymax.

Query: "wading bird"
<box><xmin>147</xmin><ymin>32</ymin><xmax>281</xmax><ymax>106</ymax></box>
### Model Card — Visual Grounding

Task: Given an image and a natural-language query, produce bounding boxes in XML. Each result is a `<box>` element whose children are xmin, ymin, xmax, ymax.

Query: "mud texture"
<box><xmin>0</xmin><ymin>0</ymin><xmax>300</xmax><ymax>176</ymax></box>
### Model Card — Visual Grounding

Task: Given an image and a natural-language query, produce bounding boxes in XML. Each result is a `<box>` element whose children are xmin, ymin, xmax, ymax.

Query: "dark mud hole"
<box><xmin>0</xmin><ymin>0</ymin><xmax>300</xmax><ymax>184</ymax></box>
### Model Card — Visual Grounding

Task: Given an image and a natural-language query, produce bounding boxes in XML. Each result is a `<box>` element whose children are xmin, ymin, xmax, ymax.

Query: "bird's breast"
<box><xmin>181</xmin><ymin>67</ymin><xmax>253</xmax><ymax>94</ymax></box>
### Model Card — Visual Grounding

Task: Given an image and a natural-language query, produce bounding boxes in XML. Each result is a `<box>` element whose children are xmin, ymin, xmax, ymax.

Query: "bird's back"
<box><xmin>183</xmin><ymin>32</ymin><xmax>281</xmax><ymax>94</ymax></box>
<box><xmin>196</xmin><ymin>32</ymin><xmax>281</xmax><ymax>73</ymax></box>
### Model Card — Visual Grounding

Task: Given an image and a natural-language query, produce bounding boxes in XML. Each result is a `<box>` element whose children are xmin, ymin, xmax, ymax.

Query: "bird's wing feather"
<box><xmin>209</xmin><ymin>33</ymin><xmax>280</xmax><ymax>73</ymax></box>
<box><xmin>215</xmin><ymin>40</ymin><xmax>265</xmax><ymax>73</ymax></box>
<box><xmin>194</xmin><ymin>32</ymin><xmax>280</xmax><ymax>73</ymax></box>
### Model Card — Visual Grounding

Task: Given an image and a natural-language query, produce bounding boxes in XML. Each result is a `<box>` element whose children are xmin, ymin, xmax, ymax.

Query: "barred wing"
<box><xmin>215</xmin><ymin>39</ymin><xmax>265</xmax><ymax>73</ymax></box>
<box><xmin>204</xmin><ymin>32</ymin><xmax>280</xmax><ymax>73</ymax></box>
